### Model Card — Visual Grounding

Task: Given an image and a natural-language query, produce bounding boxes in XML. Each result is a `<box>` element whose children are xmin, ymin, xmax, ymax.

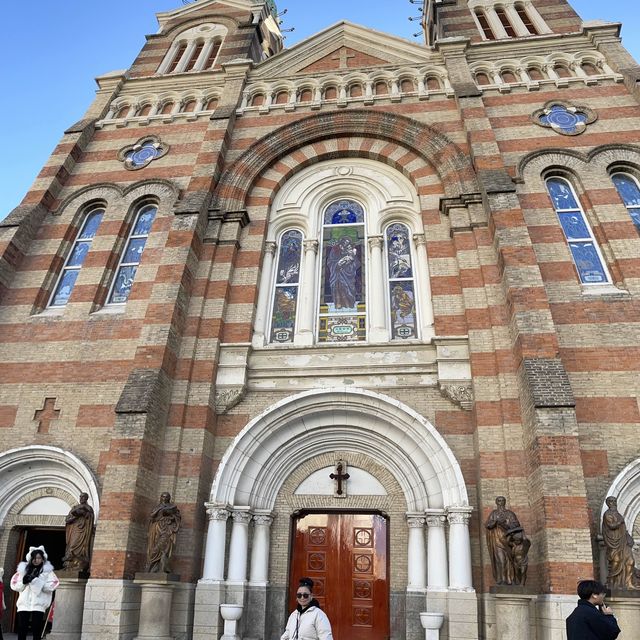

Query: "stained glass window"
<box><xmin>269</xmin><ymin>230</ymin><xmax>303</xmax><ymax>343</ymax></box>
<box><xmin>318</xmin><ymin>199</ymin><xmax>366</xmax><ymax>342</ymax></box>
<box><xmin>611</xmin><ymin>172</ymin><xmax>640</xmax><ymax>232</ymax></box>
<box><xmin>108</xmin><ymin>204</ymin><xmax>157</xmax><ymax>304</ymax></box>
<box><xmin>49</xmin><ymin>209</ymin><xmax>104</xmax><ymax>307</ymax></box>
<box><xmin>385</xmin><ymin>223</ymin><xmax>417</xmax><ymax>339</ymax></box>
<box><xmin>545</xmin><ymin>177</ymin><xmax>609</xmax><ymax>285</ymax></box>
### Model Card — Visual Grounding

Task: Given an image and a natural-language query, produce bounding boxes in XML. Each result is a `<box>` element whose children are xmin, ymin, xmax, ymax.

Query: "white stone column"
<box><xmin>413</xmin><ymin>233</ymin><xmax>434</xmax><ymax>340</ymax></box>
<box><xmin>504</xmin><ymin>5</ymin><xmax>530</xmax><ymax>36</ymax></box>
<box><xmin>195</xmin><ymin>38</ymin><xmax>215</xmax><ymax>71</ymax></box>
<box><xmin>417</xmin><ymin>77</ymin><xmax>427</xmax><ymax>99</ymax></box>
<box><xmin>544</xmin><ymin>64</ymin><xmax>560</xmax><ymax>81</ymax></box>
<box><xmin>516</xmin><ymin>66</ymin><xmax>531</xmax><ymax>83</ymax></box>
<box><xmin>447</xmin><ymin>507</ymin><xmax>473</xmax><ymax>590</ymax></box>
<box><xmin>174</xmin><ymin>40</ymin><xmax>197</xmax><ymax>73</ymax></box>
<box><xmin>297</xmin><ymin>240</ymin><xmax>318</xmax><ymax>346</ymax></box>
<box><xmin>227</xmin><ymin>509</ymin><xmax>252</xmax><ymax>583</ymax></box>
<box><xmin>249</xmin><ymin>513</ymin><xmax>274</xmax><ymax>584</ymax></box>
<box><xmin>523</xmin><ymin>1</ymin><xmax>552</xmax><ymax>34</ymax></box>
<box><xmin>364</xmin><ymin>81</ymin><xmax>374</xmax><ymax>104</ymax></box>
<box><xmin>407</xmin><ymin>514</ymin><xmax>427</xmax><ymax>590</ymax></box>
<box><xmin>425</xmin><ymin>509</ymin><xmax>448</xmax><ymax>589</ymax></box>
<box><xmin>368</xmin><ymin>236</ymin><xmax>388</xmax><ymax>342</ymax></box>
<box><xmin>157</xmin><ymin>41</ymin><xmax>181</xmax><ymax>75</ymax></box>
<box><xmin>252</xmin><ymin>242</ymin><xmax>277</xmax><ymax>348</ymax></box>
<box><xmin>485</xmin><ymin>8</ymin><xmax>509</xmax><ymax>39</ymax></box>
<box><xmin>202</xmin><ymin>505</ymin><xmax>230</xmax><ymax>581</ymax></box>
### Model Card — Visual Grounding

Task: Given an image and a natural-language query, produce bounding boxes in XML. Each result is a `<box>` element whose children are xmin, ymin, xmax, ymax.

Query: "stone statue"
<box><xmin>63</xmin><ymin>492</ymin><xmax>95</xmax><ymax>573</ymax></box>
<box><xmin>145</xmin><ymin>492</ymin><xmax>181</xmax><ymax>573</ymax></box>
<box><xmin>485</xmin><ymin>496</ymin><xmax>530</xmax><ymax>586</ymax></box>
<box><xmin>602</xmin><ymin>495</ymin><xmax>638</xmax><ymax>589</ymax></box>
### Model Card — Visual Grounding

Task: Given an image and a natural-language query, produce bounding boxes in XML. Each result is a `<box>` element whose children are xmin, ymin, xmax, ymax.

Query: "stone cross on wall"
<box><xmin>330</xmin><ymin>461</ymin><xmax>350</xmax><ymax>497</ymax></box>
<box><xmin>34</xmin><ymin>398</ymin><xmax>61</xmax><ymax>434</ymax></box>
<box><xmin>331</xmin><ymin>47</ymin><xmax>356</xmax><ymax>70</ymax></box>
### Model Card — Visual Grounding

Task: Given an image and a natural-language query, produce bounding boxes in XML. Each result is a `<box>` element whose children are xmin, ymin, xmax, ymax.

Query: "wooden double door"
<box><xmin>290</xmin><ymin>512</ymin><xmax>389</xmax><ymax>640</ymax></box>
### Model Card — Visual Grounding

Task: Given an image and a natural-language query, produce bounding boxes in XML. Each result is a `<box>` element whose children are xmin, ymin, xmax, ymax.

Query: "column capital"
<box><xmin>265</xmin><ymin>241</ymin><xmax>277</xmax><ymax>256</ymax></box>
<box><xmin>424</xmin><ymin>509</ymin><xmax>447</xmax><ymax>528</ymax></box>
<box><xmin>446</xmin><ymin>506</ymin><xmax>473</xmax><ymax>526</ymax></box>
<box><xmin>253</xmin><ymin>514</ymin><xmax>274</xmax><ymax>527</ymax></box>
<box><xmin>303</xmin><ymin>239</ymin><xmax>319</xmax><ymax>254</ymax></box>
<box><xmin>407</xmin><ymin>514</ymin><xmax>426</xmax><ymax>528</ymax></box>
<box><xmin>232</xmin><ymin>509</ymin><xmax>253</xmax><ymax>525</ymax></box>
<box><xmin>205</xmin><ymin>504</ymin><xmax>230</xmax><ymax>521</ymax></box>
<box><xmin>412</xmin><ymin>233</ymin><xmax>427</xmax><ymax>248</ymax></box>
<box><xmin>368</xmin><ymin>235</ymin><xmax>384</xmax><ymax>250</ymax></box>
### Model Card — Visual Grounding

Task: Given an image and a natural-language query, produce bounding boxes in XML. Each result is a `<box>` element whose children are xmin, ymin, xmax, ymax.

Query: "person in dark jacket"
<box><xmin>566</xmin><ymin>580</ymin><xmax>621</xmax><ymax>640</ymax></box>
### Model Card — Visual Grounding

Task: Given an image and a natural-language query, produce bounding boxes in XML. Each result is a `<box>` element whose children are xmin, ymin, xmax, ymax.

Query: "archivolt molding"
<box><xmin>601</xmin><ymin>458</ymin><xmax>640</xmax><ymax>535</ymax></box>
<box><xmin>0</xmin><ymin>446</ymin><xmax>100</xmax><ymax>524</ymax></box>
<box><xmin>210</xmin><ymin>388</ymin><xmax>469</xmax><ymax>512</ymax></box>
<box><xmin>213</xmin><ymin>109</ymin><xmax>478</xmax><ymax>211</ymax></box>
<box><xmin>515</xmin><ymin>144</ymin><xmax>640</xmax><ymax>183</ymax></box>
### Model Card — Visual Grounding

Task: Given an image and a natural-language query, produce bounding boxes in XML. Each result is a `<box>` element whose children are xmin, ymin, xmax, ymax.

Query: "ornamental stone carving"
<box><xmin>440</xmin><ymin>384</ymin><xmax>474</xmax><ymax>410</ymax></box>
<box><xmin>215</xmin><ymin>387</ymin><xmax>245</xmax><ymax>414</ymax></box>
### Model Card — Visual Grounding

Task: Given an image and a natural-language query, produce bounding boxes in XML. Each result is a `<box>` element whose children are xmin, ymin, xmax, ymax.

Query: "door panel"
<box><xmin>290</xmin><ymin>513</ymin><xmax>389</xmax><ymax>640</ymax></box>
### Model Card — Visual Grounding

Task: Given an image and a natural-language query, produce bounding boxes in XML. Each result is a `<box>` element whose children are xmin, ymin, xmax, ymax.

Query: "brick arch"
<box><xmin>248</xmin><ymin>137</ymin><xmax>439</xmax><ymax>211</ymax></box>
<box><xmin>213</xmin><ymin>110</ymin><xmax>478</xmax><ymax>210</ymax></box>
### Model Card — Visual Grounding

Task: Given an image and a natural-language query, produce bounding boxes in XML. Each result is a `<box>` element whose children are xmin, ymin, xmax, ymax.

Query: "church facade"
<box><xmin>1</xmin><ymin>1</ymin><xmax>640</xmax><ymax>638</ymax></box>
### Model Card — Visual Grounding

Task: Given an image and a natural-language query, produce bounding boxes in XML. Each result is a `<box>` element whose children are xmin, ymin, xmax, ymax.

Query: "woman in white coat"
<box><xmin>281</xmin><ymin>577</ymin><xmax>333</xmax><ymax>640</ymax></box>
<box><xmin>10</xmin><ymin>546</ymin><xmax>59</xmax><ymax>640</ymax></box>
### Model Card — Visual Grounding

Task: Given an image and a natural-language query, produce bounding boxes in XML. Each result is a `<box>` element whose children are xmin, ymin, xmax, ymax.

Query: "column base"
<box><xmin>133</xmin><ymin>574</ymin><xmax>179</xmax><ymax>640</ymax></box>
<box><xmin>493</xmin><ymin>590</ymin><xmax>536</xmax><ymax>640</ymax></box>
<box><xmin>47</xmin><ymin>574</ymin><xmax>88</xmax><ymax>640</ymax></box>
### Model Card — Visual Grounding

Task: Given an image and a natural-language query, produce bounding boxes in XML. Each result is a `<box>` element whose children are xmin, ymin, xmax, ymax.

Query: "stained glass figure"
<box><xmin>108</xmin><ymin>204</ymin><xmax>157</xmax><ymax>304</ymax></box>
<box><xmin>612</xmin><ymin>173</ymin><xmax>640</xmax><ymax>231</ymax></box>
<box><xmin>546</xmin><ymin>178</ymin><xmax>579</xmax><ymax>210</ymax></box>
<box><xmin>270</xmin><ymin>230</ymin><xmax>302</xmax><ymax>343</ymax></box>
<box><xmin>50</xmin><ymin>209</ymin><xmax>104</xmax><ymax>307</ymax></box>
<box><xmin>319</xmin><ymin>200</ymin><xmax>366</xmax><ymax>342</ymax></box>
<box><xmin>385</xmin><ymin>224</ymin><xmax>417</xmax><ymax>339</ymax></box>
<box><xmin>545</xmin><ymin>177</ymin><xmax>610</xmax><ymax>285</ymax></box>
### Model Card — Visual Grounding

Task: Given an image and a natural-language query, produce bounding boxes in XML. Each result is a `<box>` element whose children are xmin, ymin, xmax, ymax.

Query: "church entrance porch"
<box><xmin>290</xmin><ymin>512</ymin><xmax>389</xmax><ymax>640</ymax></box>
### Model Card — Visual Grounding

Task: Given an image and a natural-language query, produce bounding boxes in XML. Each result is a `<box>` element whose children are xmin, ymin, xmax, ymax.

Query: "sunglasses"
<box><xmin>296</xmin><ymin>593</ymin><xmax>311</xmax><ymax>599</ymax></box>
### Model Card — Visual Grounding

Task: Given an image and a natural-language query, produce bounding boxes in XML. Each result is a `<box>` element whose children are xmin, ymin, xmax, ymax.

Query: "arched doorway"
<box><xmin>199</xmin><ymin>388</ymin><xmax>474</xmax><ymax>640</ymax></box>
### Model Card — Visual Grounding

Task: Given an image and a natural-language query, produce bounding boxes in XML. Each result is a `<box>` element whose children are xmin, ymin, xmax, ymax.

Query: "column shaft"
<box><xmin>202</xmin><ymin>506</ymin><xmax>229</xmax><ymax>581</ymax></box>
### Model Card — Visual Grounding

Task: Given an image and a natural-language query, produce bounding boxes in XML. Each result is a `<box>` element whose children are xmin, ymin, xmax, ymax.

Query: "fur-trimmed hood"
<box><xmin>16</xmin><ymin>545</ymin><xmax>54</xmax><ymax>574</ymax></box>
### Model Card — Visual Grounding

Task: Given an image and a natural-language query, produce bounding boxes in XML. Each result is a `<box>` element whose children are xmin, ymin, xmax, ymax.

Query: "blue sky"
<box><xmin>1</xmin><ymin>1</ymin><xmax>638</xmax><ymax>218</ymax></box>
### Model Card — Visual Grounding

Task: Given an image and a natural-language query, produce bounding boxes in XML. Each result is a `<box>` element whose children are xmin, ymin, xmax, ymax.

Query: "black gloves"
<box><xmin>23</xmin><ymin>574</ymin><xmax>33</xmax><ymax>584</ymax></box>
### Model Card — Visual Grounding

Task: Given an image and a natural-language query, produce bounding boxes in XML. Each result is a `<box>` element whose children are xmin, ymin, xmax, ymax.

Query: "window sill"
<box><xmin>581</xmin><ymin>284</ymin><xmax>630</xmax><ymax>298</ymax></box>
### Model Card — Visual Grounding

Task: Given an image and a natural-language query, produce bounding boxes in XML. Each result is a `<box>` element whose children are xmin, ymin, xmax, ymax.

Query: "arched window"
<box><xmin>324</xmin><ymin>86</ymin><xmax>338</xmax><ymax>100</ymax></box>
<box><xmin>515</xmin><ymin>3</ymin><xmax>539</xmax><ymax>35</ymax></box>
<box><xmin>275</xmin><ymin>91</ymin><xmax>289</xmax><ymax>105</ymax></box>
<box><xmin>252</xmin><ymin>93</ymin><xmax>265</xmax><ymax>107</ymax></box>
<box><xmin>269</xmin><ymin>230</ymin><xmax>303</xmax><ymax>344</ymax></box>
<box><xmin>501</xmin><ymin>70</ymin><xmax>517</xmax><ymax>84</ymax></box>
<box><xmin>205</xmin><ymin>97</ymin><xmax>219</xmax><ymax>111</ymax></box>
<box><xmin>259</xmin><ymin>161</ymin><xmax>433</xmax><ymax>347</ymax></box>
<box><xmin>318</xmin><ymin>200</ymin><xmax>367</xmax><ymax>342</ymax></box>
<box><xmin>400</xmin><ymin>79</ymin><xmax>414</xmax><ymax>93</ymax></box>
<box><xmin>49</xmin><ymin>208</ymin><xmax>104</xmax><ymax>307</ymax></box>
<box><xmin>138</xmin><ymin>104</ymin><xmax>153</xmax><ymax>117</ymax></box>
<box><xmin>426</xmin><ymin>77</ymin><xmax>441</xmax><ymax>91</ymax></box>
<box><xmin>527</xmin><ymin>67</ymin><xmax>544</xmax><ymax>81</ymax></box>
<box><xmin>160</xmin><ymin>101</ymin><xmax>174</xmax><ymax>115</ymax></box>
<box><xmin>182</xmin><ymin>99</ymin><xmax>197</xmax><ymax>113</ymax></box>
<box><xmin>581</xmin><ymin>62</ymin><xmax>598</xmax><ymax>76</ymax></box>
<box><xmin>495</xmin><ymin>8</ymin><xmax>516</xmax><ymax>37</ymax></box>
<box><xmin>554</xmin><ymin>64</ymin><xmax>572</xmax><ymax>78</ymax></box>
<box><xmin>545</xmin><ymin>177</ymin><xmax>610</xmax><ymax>285</ymax></box>
<box><xmin>475</xmin><ymin>10</ymin><xmax>495</xmax><ymax>40</ymax></box>
<box><xmin>475</xmin><ymin>72</ymin><xmax>491</xmax><ymax>86</ymax></box>
<box><xmin>385</xmin><ymin>223</ymin><xmax>418</xmax><ymax>339</ymax></box>
<box><xmin>204</xmin><ymin>39</ymin><xmax>222</xmax><ymax>69</ymax></box>
<box><xmin>375</xmin><ymin>81</ymin><xmax>388</xmax><ymax>96</ymax></box>
<box><xmin>157</xmin><ymin>25</ymin><xmax>226</xmax><ymax>75</ymax></box>
<box><xmin>611</xmin><ymin>172</ymin><xmax>640</xmax><ymax>232</ymax></box>
<box><xmin>107</xmin><ymin>203</ymin><xmax>157</xmax><ymax>304</ymax></box>
<box><xmin>299</xmin><ymin>89</ymin><xmax>313</xmax><ymax>103</ymax></box>
<box><xmin>115</xmin><ymin>105</ymin><xmax>130</xmax><ymax>119</ymax></box>
<box><xmin>350</xmin><ymin>84</ymin><xmax>363</xmax><ymax>98</ymax></box>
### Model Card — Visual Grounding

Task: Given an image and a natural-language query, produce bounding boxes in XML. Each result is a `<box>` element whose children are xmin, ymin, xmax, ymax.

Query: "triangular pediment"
<box><xmin>253</xmin><ymin>21</ymin><xmax>437</xmax><ymax>79</ymax></box>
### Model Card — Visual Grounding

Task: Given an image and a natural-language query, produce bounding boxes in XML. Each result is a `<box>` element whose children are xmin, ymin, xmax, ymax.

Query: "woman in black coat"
<box><xmin>566</xmin><ymin>580</ymin><xmax>621</xmax><ymax>640</ymax></box>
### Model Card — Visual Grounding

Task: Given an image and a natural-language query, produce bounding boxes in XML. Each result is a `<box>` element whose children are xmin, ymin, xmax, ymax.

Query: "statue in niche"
<box><xmin>145</xmin><ymin>492</ymin><xmax>181</xmax><ymax>573</ymax></box>
<box><xmin>485</xmin><ymin>496</ymin><xmax>531</xmax><ymax>586</ymax></box>
<box><xmin>63</xmin><ymin>492</ymin><xmax>95</xmax><ymax>573</ymax></box>
<box><xmin>602</xmin><ymin>495</ymin><xmax>638</xmax><ymax>589</ymax></box>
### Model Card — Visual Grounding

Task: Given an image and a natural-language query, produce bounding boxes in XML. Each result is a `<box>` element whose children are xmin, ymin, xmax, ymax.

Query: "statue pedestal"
<box><xmin>491</xmin><ymin>587</ymin><xmax>535</xmax><ymax>640</ymax></box>
<box><xmin>133</xmin><ymin>573</ymin><xmax>180</xmax><ymax>640</ymax></box>
<box><xmin>609</xmin><ymin>590</ymin><xmax>640</xmax><ymax>638</ymax></box>
<box><xmin>47</xmin><ymin>571</ymin><xmax>89</xmax><ymax>640</ymax></box>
